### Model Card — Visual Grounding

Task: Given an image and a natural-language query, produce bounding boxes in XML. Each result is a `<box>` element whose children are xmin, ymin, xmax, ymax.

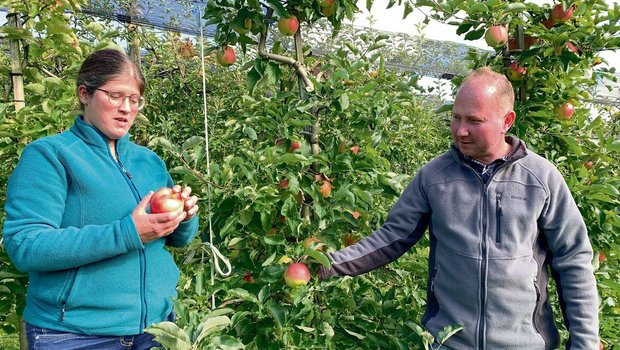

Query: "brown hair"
<box><xmin>459</xmin><ymin>67</ymin><xmax>515</xmax><ymax>114</ymax></box>
<box><xmin>76</xmin><ymin>49</ymin><xmax>145</xmax><ymax>108</ymax></box>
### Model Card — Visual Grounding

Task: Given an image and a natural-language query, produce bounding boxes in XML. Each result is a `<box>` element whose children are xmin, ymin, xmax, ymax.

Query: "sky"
<box><xmin>349</xmin><ymin>0</ymin><xmax>620</xmax><ymax>71</ymax></box>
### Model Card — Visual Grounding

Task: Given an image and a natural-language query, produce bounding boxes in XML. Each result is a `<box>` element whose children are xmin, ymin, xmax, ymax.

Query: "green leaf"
<box><xmin>304</xmin><ymin>249</ymin><xmax>331</xmax><ymax>267</ymax></box>
<box><xmin>262</xmin><ymin>252</ymin><xmax>277</xmax><ymax>266</ymax></box>
<box><xmin>144</xmin><ymin>322</ymin><xmax>191</xmax><ymax>350</ymax></box>
<box><xmin>264</xmin><ymin>0</ymin><xmax>289</xmax><ymax>18</ymax></box>
<box><xmin>343</xmin><ymin>328</ymin><xmax>366</xmax><ymax>339</ymax></box>
<box><xmin>338</xmin><ymin>93</ymin><xmax>350</xmax><ymax>110</ymax></box>
<box><xmin>507</xmin><ymin>3</ymin><xmax>527</xmax><ymax>12</ymax></box>
<box><xmin>464</xmin><ymin>28</ymin><xmax>485</xmax><ymax>41</ymax></box>
<box><xmin>276</xmin><ymin>153</ymin><xmax>309</xmax><ymax>164</ymax></box>
<box><xmin>437</xmin><ymin>324</ymin><xmax>464</xmax><ymax>344</ymax></box>
<box><xmin>267</xmin><ymin>301</ymin><xmax>287</xmax><ymax>328</ymax></box>
<box><xmin>243</xmin><ymin>126</ymin><xmax>257</xmax><ymax>140</ymax></box>
<box><xmin>247</xmin><ymin>67</ymin><xmax>261</xmax><ymax>95</ymax></box>
<box><xmin>195</xmin><ymin>315</ymin><xmax>232</xmax><ymax>345</ymax></box>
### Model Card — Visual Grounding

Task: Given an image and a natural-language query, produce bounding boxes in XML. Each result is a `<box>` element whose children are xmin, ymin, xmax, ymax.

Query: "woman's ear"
<box><xmin>77</xmin><ymin>85</ymin><xmax>90</xmax><ymax>105</ymax></box>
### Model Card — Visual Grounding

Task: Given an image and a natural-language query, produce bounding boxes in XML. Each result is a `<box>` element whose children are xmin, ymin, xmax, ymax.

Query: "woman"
<box><xmin>3</xmin><ymin>49</ymin><xmax>199</xmax><ymax>349</ymax></box>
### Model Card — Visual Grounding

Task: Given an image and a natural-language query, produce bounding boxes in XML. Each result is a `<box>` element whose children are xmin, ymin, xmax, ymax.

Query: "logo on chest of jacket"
<box><xmin>510</xmin><ymin>195</ymin><xmax>527</xmax><ymax>201</ymax></box>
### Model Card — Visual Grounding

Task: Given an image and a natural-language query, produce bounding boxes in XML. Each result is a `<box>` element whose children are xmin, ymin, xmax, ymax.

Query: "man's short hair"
<box><xmin>459</xmin><ymin>67</ymin><xmax>515</xmax><ymax>112</ymax></box>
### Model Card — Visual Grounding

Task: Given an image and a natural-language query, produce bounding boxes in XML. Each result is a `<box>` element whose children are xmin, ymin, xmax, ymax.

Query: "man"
<box><xmin>319</xmin><ymin>67</ymin><xmax>599</xmax><ymax>349</ymax></box>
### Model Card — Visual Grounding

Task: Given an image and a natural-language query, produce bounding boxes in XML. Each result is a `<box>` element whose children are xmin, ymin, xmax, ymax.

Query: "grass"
<box><xmin>0</xmin><ymin>329</ymin><xmax>20</xmax><ymax>350</ymax></box>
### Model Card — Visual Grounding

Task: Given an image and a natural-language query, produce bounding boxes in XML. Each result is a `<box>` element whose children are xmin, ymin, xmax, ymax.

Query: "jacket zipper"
<box><xmin>478</xmin><ymin>185</ymin><xmax>488</xmax><ymax>350</ymax></box>
<box><xmin>496</xmin><ymin>194</ymin><xmax>502</xmax><ymax>244</ymax></box>
<box><xmin>114</xmin><ymin>152</ymin><xmax>147</xmax><ymax>330</ymax></box>
<box><xmin>59</xmin><ymin>268</ymin><xmax>79</xmax><ymax>321</ymax></box>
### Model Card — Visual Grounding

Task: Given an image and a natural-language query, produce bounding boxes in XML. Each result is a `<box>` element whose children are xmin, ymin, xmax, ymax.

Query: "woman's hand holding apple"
<box><xmin>171</xmin><ymin>185</ymin><xmax>199</xmax><ymax>221</ymax></box>
<box><xmin>132</xmin><ymin>191</ymin><xmax>187</xmax><ymax>243</ymax></box>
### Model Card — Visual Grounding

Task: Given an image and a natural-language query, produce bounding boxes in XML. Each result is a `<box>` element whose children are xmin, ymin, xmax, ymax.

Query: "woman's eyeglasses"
<box><xmin>95</xmin><ymin>88</ymin><xmax>146</xmax><ymax>111</ymax></box>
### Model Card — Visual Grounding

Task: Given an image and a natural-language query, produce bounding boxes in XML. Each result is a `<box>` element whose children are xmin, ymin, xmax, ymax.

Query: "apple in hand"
<box><xmin>150</xmin><ymin>187</ymin><xmax>185</xmax><ymax>214</ymax></box>
<box><xmin>284</xmin><ymin>262</ymin><xmax>311</xmax><ymax>288</ymax></box>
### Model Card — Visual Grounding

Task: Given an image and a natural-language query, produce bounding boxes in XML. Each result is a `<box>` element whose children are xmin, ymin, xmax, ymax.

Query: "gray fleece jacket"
<box><xmin>319</xmin><ymin>136</ymin><xmax>599</xmax><ymax>349</ymax></box>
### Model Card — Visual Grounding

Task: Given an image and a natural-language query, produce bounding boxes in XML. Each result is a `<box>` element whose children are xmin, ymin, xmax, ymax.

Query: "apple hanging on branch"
<box><xmin>150</xmin><ymin>188</ymin><xmax>185</xmax><ymax>214</ymax></box>
<box><xmin>283</xmin><ymin>262</ymin><xmax>311</xmax><ymax>288</ymax></box>
<box><xmin>278</xmin><ymin>15</ymin><xmax>299</xmax><ymax>36</ymax></box>
<box><xmin>484</xmin><ymin>25</ymin><xmax>508</xmax><ymax>48</ymax></box>
<box><xmin>216</xmin><ymin>46</ymin><xmax>236</xmax><ymax>66</ymax></box>
<box><xmin>554</xmin><ymin>101</ymin><xmax>575</xmax><ymax>120</ymax></box>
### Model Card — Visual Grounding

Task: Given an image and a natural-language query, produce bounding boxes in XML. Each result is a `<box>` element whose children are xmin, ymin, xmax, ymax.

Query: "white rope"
<box><xmin>197</xmin><ymin>9</ymin><xmax>231</xmax><ymax>310</ymax></box>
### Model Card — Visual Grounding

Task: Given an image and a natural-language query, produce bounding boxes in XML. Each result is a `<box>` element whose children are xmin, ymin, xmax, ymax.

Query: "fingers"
<box><xmin>135</xmin><ymin>191</ymin><xmax>153</xmax><ymax>214</ymax></box>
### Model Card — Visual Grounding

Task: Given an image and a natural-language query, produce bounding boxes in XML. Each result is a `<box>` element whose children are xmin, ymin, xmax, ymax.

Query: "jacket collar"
<box><xmin>70</xmin><ymin>116</ymin><xmax>130</xmax><ymax>156</ymax></box>
<box><xmin>451</xmin><ymin>135</ymin><xmax>528</xmax><ymax>164</ymax></box>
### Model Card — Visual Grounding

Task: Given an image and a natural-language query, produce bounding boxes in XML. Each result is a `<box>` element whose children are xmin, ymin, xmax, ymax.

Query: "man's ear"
<box><xmin>503</xmin><ymin>110</ymin><xmax>516</xmax><ymax>133</ymax></box>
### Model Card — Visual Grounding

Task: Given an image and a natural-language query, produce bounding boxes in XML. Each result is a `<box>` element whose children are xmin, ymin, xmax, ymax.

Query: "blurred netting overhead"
<box><xmin>82</xmin><ymin>0</ymin><xmax>212</xmax><ymax>36</ymax></box>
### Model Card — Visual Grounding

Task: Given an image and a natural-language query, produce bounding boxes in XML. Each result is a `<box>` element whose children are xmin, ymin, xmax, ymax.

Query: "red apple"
<box><xmin>508</xmin><ymin>35</ymin><xmax>539</xmax><ymax>51</ymax></box>
<box><xmin>484</xmin><ymin>25</ymin><xmax>508</xmax><ymax>48</ymax></box>
<box><xmin>284</xmin><ymin>262</ymin><xmax>311</xmax><ymax>287</ymax></box>
<box><xmin>303</xmin><ymin>237</ymin><xmax>324</xmax><ymax>251</ymax></box>
<box><xmin>216</xmin><ymin>46</ymin><xmax>236</xmax><ymax>66</ymax></box>
<box><xmin>278</xmin><ymin>16</ymin><xmax>299</xmax><ymax>36</ymax></box>
<box><xmin>320</xmin><ymin>180</ymin><xmax>332</xmax><ymax>198</ymax></box>
<box><xmin>350</xmin><ymin>146</ymin><xmax>359</xmax><ymax>155</ymax></box>
<box><xmin>506</xmin><ymin>62</ymin><xmax>526</xmax><ymax>81</ymax></box>
<box><xmin>566</xmin><ymin>42</ymin><xmax>580</xmax><ymax>54</ymax></box>
<box><xmin>584</xmin><ymin>161</ymin><xmax>594</xmax><ymax>169</ymax></box>
<box><xmin>541</xmin><ymin>18</ymin><xmax>554</xmax><ymax>29</ymax></box>
<box><xmin>599</xmin><ymin>250</ymin><xmax>606</xmax><ymax>263</ymax></box>
<box><xmin>150</xmin><ymin>187</ymin><xmax>184</xmax><ymax>214</ymax></box>
<box><xmin>554</xmin><ymin>102</ymin><xmax>575</xmax><ymax>120</ymax></box>
<box><xmin>551</xmin><ymin>3</ymin><xmax>575</xmax><ymax>25</ymax></box>
<box><xmin>343</xmin><ymin>234</ymin><xmax>358</xmax><ymax>247</ymax></box>
<box><xmin>279</xmin><ymin>178</ymin><xmax>290</xmax><ymax>189</ymax></box>
<box><xmin>320</xmin><ymin>0</ymin><xmax>335</xmax><ymax>16</ymax></box>
<box><xmin>243</xmin><ymin>272</ymin><xmax>255</xmax><ymax>283</ymax></box>
<box><xmin>352</xmin><ymin>211</ymin><xmax>360</xmax><ymax>220</ymax></box>
<box><xmin>288</xmin><ymin>140</ymin><xmax>301</xmax><ymax>152</ymax></box>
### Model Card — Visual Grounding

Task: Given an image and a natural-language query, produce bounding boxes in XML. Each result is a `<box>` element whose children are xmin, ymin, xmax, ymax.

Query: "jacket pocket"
<box><xmin>495</xmin><ymin>193</ymin><xmax>503</xmax><ymax>244</ymax></box>
<box><xmin>532</xmin><ymin>279</ymin><xmax>542</xmax><ymax>335</ymax></box>
<box><xmin>58</xmin><ymin>268</ymin><xmax>78</xmax><ymax>321</ymax></box>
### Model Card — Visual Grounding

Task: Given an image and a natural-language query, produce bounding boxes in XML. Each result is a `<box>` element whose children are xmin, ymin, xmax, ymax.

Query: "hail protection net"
<box><xmin>82</xmin><ymin>0</ymin><xmax>212</xmax><ymax>36</ymax></box>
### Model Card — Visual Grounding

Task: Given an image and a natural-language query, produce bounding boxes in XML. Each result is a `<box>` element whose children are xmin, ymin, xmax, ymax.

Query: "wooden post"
<box><xmin>7</xmin><ymin>8</ymin><xmax>28</xmax><ymax>350</ymax></box>
<box><xmin>7</xmin><ymin>11</ymin><xmax>25</xmax><ymax>113</ymax></box>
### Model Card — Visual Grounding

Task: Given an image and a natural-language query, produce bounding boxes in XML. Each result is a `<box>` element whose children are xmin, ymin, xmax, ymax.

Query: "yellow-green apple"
<box><xmin>283</xmin><ymin>262</ymin><xmax>311</xmax><ymax>287</ymax></box>
<box><xmin>216</xmin><ymin>46</ymin><xmax>236</xmax><ymax>66</ymax></box>
<box><xmin>554</xmin><ymin>102</ymin><xmax>575</xmax><ymax>120</ymax></box>
<box><xmin>278</xmin><ymin>16</ymin><xmax>299</xmax><ymax>36</ymax></box>
<box><xmin>320</xmin><ymin>0</ymin><xmax>335</xmax><ymax>16</ymax></box>
<box><xmin>150</xmin><ymin>187</ymin><xmax>184</xmax><ymax>214</ymax></box>
<box><xmin>278</xmin><ymin>255</ymin><xmax>293</xmax><ymax>264</ymax></box>
<box><xmin>484</xmin><ymin>25</ymin><xmax>508</xmax><ymax>48</ymax></box>
<box><xmin>233</xmin><ymin>18</ymin><xmax>252</xmax><ymax>34</ymax></box>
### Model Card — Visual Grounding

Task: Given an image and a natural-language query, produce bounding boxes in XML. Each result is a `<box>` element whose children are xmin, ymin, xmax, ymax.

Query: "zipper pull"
<box><xmin>61</xmin><ymin>303</ymin><xmax>66</xmax><ymax>321</ymax></box>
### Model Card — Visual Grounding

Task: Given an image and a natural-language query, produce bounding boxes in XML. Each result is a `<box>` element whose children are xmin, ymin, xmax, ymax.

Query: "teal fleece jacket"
<box><xmin>3</xmin><ymin>116</ymin><xmax>199</xmax><ymax>336</ymax></box>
